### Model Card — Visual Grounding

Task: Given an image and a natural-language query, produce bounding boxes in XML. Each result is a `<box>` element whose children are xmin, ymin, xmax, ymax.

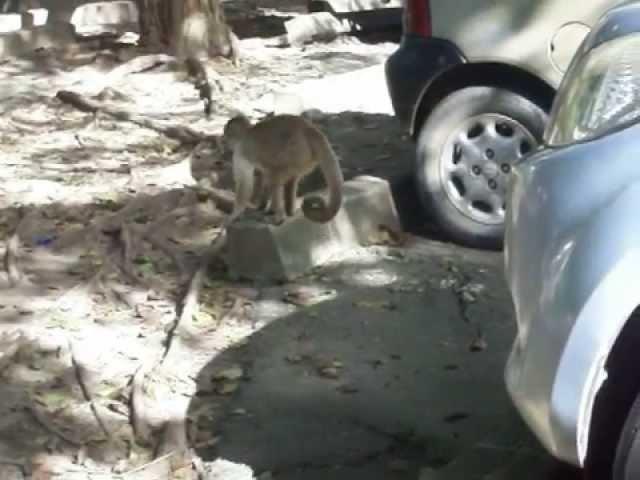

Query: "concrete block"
<box><xmin>225</xmin><ymin>176</ymin><xmax>401</xmax><ymax>281</ymax></box>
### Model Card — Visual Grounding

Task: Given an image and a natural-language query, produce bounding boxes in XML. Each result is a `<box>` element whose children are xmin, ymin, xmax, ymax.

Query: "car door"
<box><xmin>431</xmin><ymin>0</ymin><xmax>627</xmax><ymax>87</ymax></box>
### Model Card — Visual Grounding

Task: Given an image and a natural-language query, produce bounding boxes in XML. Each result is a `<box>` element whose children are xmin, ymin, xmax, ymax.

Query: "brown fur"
<box><xmin>222</xmin><ymin>114</ymin><xmax>344</xmax><ymax>225</ymax></box>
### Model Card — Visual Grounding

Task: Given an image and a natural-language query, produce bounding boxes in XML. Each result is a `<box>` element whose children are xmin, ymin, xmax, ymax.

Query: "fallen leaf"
<box><xmin>283</xmin><ymin>286</ymin><xmax>336</xmax><ymax>306</ymax></box>
<box><xmin>469</xmin><ymin>334</ymin><xmax>487</xmax><ymax>352</ymax></box>
<box><xmin>216</xmin><ymin>382</ymin><xmax>239</xmax><ymax>395</ymax></box>
<box><xmin>353</xmin><ymin>300</ymin><xmax>397</xmax><ymax>311</ymax></box>
<box><xmin>337</xmin><ymin>384</ymin><xmax>359</xmax><ymax>394</ymax></box>
<box><xmin>461</xmin><ymin>291</ymin><xmax>476</xmax><ymax>304</ymax></box>
<box><xmin>213</xmin><ymin>365</ymin><xmax>244</xmax><ymax>381</ymax></box>
<box><xmin>443</xmin><ymin>412</ymin><xmax>470</xmax><ymax>424</ymax></box>
<box><xmin>285</xmin><ymin>354</ymin><xmax>303</xmax><ymax>364</ymax></box>
<box><xmin>318</xmin><ymin>366</ymin><xmax>340</xmax><ymax>379</ymax></box>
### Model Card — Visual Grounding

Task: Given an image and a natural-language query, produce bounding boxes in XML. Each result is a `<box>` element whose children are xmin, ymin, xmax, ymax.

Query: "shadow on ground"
<box><xmin>186</xmin><ymin>241</ymin><xmax>541</xmax><ymax>479</ymax></box>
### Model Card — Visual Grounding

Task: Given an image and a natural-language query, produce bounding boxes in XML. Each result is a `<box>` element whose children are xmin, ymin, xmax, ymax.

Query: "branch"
<box><xmin>56</xmin><ymin>90</ymin><xmax>212</xmax><ymax>145</ymax></box>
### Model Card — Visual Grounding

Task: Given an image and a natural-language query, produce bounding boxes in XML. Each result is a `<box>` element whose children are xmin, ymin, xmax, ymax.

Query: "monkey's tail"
<box><xmin>184</xmin><ymin>56</ymin><xmax>213</xmax><ymax>117</ymax></box>
<box><xmin>302</xmin><ymin>129</ymin><xmax>344</xmax><ymax>223</ymax></box>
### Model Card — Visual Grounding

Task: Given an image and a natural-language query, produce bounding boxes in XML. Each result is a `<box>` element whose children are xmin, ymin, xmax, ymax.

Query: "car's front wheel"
<box><xmin>415</xmin><ymin>86</ymin><xmax>548</xmax><ymax>249</ymax></box>
<box><xmin>613</xmin><ymin>393</ymin><xmax>640</xmax><ymax>479</ymax></box>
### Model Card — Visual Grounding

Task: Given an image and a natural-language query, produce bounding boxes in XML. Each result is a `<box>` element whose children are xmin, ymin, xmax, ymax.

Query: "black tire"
<box><xmin>415</xmin><ymin>86</ymin><xmax>548</xmax><ymax>250</ymax></box>
<box><xmin>613</xmin><ymin>392</ymin><xmax>640</xmax><ymax>479</ymax></box>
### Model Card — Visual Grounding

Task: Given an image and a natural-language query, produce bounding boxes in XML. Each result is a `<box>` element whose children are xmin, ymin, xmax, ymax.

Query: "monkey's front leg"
<box><xmin>284</xmin><ymin>177</ymin><xmax>300</xmax><ymax>217</ymax></box>
<box><xmin>270</xmin><ymin>183</ymin><xmax>287</xmax><ymax>225</ymax></box>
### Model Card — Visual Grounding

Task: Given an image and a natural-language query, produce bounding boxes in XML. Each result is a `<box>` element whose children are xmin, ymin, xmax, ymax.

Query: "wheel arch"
<box><xmin>410</xmin><ymin>62</ymin><xmax>556</xmax><ymax>139</ymax></box>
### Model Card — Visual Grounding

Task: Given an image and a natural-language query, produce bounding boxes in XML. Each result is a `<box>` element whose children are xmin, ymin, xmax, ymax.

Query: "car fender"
<box><xmin>409</xmin><ymin>61</ymin><xmax>555</xmax><ymax>138</ymax></box>
<box><xmin>547</xmin><ymin>182</ymin><xmax>640</xmax><ymax>465</ymax></box>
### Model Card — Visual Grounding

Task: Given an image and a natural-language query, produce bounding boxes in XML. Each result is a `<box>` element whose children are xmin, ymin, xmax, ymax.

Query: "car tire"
<box><xmin>613</xmin><ymin>392</ymin><xmax>640</xmax><ymax>479</ymax></box>
<box><xmin>415</xmin><ymin>86</ymin><xmax>548</xmax><ymax>250</ymax></box>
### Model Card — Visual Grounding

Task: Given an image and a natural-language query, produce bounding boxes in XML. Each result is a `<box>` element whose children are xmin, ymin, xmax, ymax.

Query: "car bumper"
<box><xmin>384</xmin><ymin>35</ymin><xmax>464</xmax><ymax>131</ymax></box>
<box><xmin>504</xmin><ymin>123</ymin><xmax>640</xmax><ymax>467</ymax></box>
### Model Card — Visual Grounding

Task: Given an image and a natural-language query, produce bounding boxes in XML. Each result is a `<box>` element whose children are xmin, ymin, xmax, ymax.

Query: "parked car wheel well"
<box><xmin>584</xmin><ymin>308</ymin><xmax>640</xmax><ymax>479</ymax></box>
<box><xmin>410</xmin><ymin>62</ymin><xmax>556</xmax><ymax>139</ymax></box>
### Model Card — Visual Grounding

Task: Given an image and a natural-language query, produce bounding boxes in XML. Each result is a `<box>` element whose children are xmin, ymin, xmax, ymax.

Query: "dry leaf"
<box><xmin>318</xmin><ymin>366</ymin><xmax>340</xmax><ymax>379</ymax></box>
<box><xmin>212</xmin><ymin>365</ymin><xmax>244</xmax><ymax>381</ymax></box>
<box><xmin>216</xmin><ymin>382</ymin><xmax>239</xmax><ymax>395</ymax></box>
<box><xmin>469</xmin><ymin>334</ymin><xmax>487</xmax><ymax>352</ymax></box>
<box><xmin>353</xmin><ymin>300</ymin><xmax>397</xmax><ymax>311</ymax></box>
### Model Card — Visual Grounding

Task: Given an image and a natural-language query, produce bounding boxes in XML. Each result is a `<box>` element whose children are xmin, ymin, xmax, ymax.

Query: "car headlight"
<box><xmin>546</xmin><ymin>33</ymin><xmax>640</xmax><ymax>147</ymax></box>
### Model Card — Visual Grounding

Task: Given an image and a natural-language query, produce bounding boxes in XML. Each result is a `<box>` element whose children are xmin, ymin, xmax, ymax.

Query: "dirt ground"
<box><xmin>0</xmin><ymin>3</ymin><xmax>582</xmax><ymax>480</ymax></box>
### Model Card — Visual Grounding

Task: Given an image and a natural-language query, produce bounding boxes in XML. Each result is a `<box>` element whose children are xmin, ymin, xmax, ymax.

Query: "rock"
<box><xmin>203</xmin><ymin>458</ymin><xmax>255</xmax><ymax>480</ymax></box>
<box><xmin>284</xmin><ymin>12</ymin><xmax>349</xmax><ymax>46</ymax></box>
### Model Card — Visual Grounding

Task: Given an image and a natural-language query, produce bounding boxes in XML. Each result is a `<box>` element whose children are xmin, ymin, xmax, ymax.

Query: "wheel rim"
<box><xmin>436</xmin><ymin>113</ymin><xmax>537</xmax><ymax>226</ymax></box>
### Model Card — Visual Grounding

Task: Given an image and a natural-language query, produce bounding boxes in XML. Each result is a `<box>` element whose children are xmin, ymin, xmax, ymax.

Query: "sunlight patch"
<box><xmin>345</xmin><ymin>266</ymin><xmax>398</xmax><ymax>287</ymax></box>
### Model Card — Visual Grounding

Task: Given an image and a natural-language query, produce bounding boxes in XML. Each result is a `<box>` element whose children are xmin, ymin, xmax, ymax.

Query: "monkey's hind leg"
<box><xmin>253</xmin><ymin>171</ymin><xmax>272</xmax><ymax>212</ymax></box>
<box><xmin>229</xmin><ymin>153</ymin><xmax>255</xmax><ymax>224</ymax></box>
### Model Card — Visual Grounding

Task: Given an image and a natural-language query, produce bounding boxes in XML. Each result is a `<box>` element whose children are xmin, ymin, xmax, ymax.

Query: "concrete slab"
<box><xmin>225</xmin><ymin>176</ymin><xmax>401</xmax><ymax>281</ymax></box>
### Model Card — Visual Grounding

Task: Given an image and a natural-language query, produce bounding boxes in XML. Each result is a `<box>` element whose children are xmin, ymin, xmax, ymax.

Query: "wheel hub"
<box><xmin>437</xmin><ymin>113</ymin><xmax>537</xmax><ymax>225</ymax></box>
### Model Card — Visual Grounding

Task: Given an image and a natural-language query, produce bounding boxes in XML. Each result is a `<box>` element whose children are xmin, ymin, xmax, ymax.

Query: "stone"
<box><xmin>225</xmin><ymin>176</ymin><xmax>402</xmax><ymax>281</ymax></box>
<box><xmin>284</xmin><ymin>12</ymin><xmax>350</xmax><ymax>46</ymax></box>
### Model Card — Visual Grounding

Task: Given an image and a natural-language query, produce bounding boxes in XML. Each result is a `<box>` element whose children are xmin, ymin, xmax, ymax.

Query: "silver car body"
<box><xmin>431</xmin><ymin>0</ymin><xmax>627</xmax><ymax>86</ymax></box>
<box><xmin>504</xmin><ymin>1</ymin><xmax>640</xmax><ymax>467</ymax></box>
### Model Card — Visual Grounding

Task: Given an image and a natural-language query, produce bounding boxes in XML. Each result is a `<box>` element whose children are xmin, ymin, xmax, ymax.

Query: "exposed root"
<box><xmin>56</xmin><ymin>90</ymin><xmax>213</xmax><ymax>145</ymax></box>
<box><xmin>130</xmin><ymin>364</ymin><xmax>155</xmax><ymax>446</ymax></box>
<box><xmin>27</xmin><ymin>404</ymin><xmax>83</xmax><ymax>447</ymax></box>
<box><xmin>4</xmin><ymin>213</ymin><xmax>26</xmax><ymax>287</ymax></box>
<box><xmin>194</xmin><ymin>185</ymin><xmax>235</xmax><ymax>215</ymax></box>
<box><xmin>68</xmin><ymin>340</ymin><xmax>112</xmax><ymax>441</ymax></box>
<box><xmin>164</xmin><ymin>229</ymin><xmax>228</xmax><ymax>361</ymax></box>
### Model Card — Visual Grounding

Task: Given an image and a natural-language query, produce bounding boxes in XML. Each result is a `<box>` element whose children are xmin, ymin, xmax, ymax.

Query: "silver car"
<box><xmin>505</xmin><ymin>2</ymin><xmax>640</xmax><ymax>478</ymax></box>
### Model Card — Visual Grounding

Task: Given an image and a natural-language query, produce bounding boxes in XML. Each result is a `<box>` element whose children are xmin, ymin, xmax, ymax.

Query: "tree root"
<box><xmin>27</xmin><ymin>404</ymin><xmax>83</xmax><ymax>447</ymax></box>
<box><xmin>130</xmin><ymin>364</ymin><xmax>156</xmax><ymax>446</ymax></box>
<box><xmin>68</xmin><ymin>339</ymin><xmax>113</xmax><ymax>441</ymax></box>
<box><xmin>56</xmin><ymin>90</ymin><xmax>214</xmax><ymax>145</ymax></box>
<box><xmin>4</xmin><ymin>211</ymin><xmax>27</xmax><ymax>287</ymax></box>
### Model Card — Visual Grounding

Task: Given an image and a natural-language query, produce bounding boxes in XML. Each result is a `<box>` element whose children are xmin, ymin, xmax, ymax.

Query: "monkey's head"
<box><xmin>222</xmin><ymin>114</ymin><xmax>252</xmax><ymax>150</ymax></box>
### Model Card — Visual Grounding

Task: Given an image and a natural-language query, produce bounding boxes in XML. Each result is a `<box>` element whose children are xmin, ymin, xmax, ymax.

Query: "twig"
<box><xmin>4</xmin><ymin>213</ymin><xmax>26</xmax><ymax>287</ymax></box>
<box><xmin>68</xmin><ymin>339</ymin><xmax>112</xmax><ymax>441</ymax></box>
<box><xmin>56</xmin><ymin>90</ymin><xmax>213</xmax><ymax>145</ymax></box>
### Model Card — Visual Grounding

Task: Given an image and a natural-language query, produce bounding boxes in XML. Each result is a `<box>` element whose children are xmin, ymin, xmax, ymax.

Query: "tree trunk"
<box><xmin>137</xmin><ymin>0</ymin><xmax>236</xmax><ymax>60</ymax></box>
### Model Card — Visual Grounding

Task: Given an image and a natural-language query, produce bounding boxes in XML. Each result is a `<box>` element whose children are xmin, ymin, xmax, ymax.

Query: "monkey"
<box><xmin>221</xmin><ymin>113</ymin><xmax>344</xmax><ymax>227</ymax></box>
